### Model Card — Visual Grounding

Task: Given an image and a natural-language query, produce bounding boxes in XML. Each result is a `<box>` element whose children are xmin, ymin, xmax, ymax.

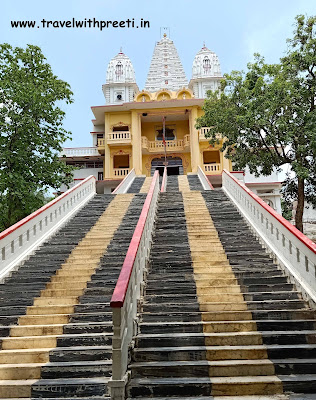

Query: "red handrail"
<box><xmin>110</xmin><ymin>170</ymin><xmax>159</xmax><ymax>307</ymax></box>
<box><xmin>0</xmin><ymin>176</ymin><xmax>96</xmax><ymax>241</ymax></box>
<box><xmin>223</xmin><ymin>169</ymin><xmax>316</xmax><ymax>254</ymax></box>
<box><xmin>161</xmin><ymin>167</ymin><xmax>167</xmax><ymax>192</ymax></box>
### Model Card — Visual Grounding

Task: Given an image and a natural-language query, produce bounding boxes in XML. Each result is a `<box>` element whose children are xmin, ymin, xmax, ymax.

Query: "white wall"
<box><xmin>60</xmin><ymin>168</ymin><xmax>103</xmax><ymax>193</ymax></box>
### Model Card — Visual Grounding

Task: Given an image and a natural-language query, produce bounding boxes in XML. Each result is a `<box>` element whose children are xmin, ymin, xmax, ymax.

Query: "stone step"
<box><xmin>131</xmin><ymin>359</ymin><xmax>276</xmax><ymax>378</ymax></box>
<box><xmin>133</xmin><ymin>344</ymin><xmax>316</xmax><ymax>362</ymax></box>
<box><xmin>127</xmin><ymin>376</ymin><xmax>282</xmax><ymax>397</ymax></box>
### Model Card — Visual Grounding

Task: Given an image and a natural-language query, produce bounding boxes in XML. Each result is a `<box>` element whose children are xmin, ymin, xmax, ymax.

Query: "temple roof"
<box><xmin>106</xmin><ymin>49</ymin><xmax>136</xmax><ymax>84</ymax></box>
<box><xmin>192</xmin><ymin>44</ymin><xmax>222</xmax><ymax>79</ymax></box>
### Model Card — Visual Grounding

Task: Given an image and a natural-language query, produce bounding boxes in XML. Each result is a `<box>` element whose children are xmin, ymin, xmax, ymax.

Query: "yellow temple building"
<box><xmin>60</xmin><ymin>33</ymin><xmax>282</xmax><ymax>213</ymax></box>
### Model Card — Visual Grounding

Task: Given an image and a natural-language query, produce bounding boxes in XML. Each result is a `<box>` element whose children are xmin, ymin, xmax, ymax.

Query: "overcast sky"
<box><xmin>1</xmin><ymin>0</ymin><xmax>315</xmax><ymax>148</ymax></box>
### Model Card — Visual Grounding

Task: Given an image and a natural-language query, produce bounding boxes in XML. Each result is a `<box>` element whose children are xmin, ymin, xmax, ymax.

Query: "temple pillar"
<box><xmin>131</xmin><ymin>111</ymin><xmax>142</xmax><ymax>175</ymax></box>
<box><xmin>189</xmin><ymin>107</ymin><xmax>200</xmax><ymax>173</ymax></box>
<box><xmin>104</xmin><ymin>113</ymin><xmax>111</xmax><ymax>178</ymax></box>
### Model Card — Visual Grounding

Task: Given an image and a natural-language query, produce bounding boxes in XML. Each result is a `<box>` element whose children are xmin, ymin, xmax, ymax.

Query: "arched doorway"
<box><xmin>151</xmin><ymin>156</ymin><xmax>183</xmax><ymax>176</ymax></box>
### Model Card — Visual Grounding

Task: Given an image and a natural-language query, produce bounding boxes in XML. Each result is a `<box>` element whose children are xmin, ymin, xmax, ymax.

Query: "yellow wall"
<box><xmin>109</xmin><ymin>112</ymin><xmax>132</xmax><ymax>129</ymax></box>
<box><xmin>102</xmin><ymin>104</ymin><xmax>233</xmax><ymax>178</ymax></box>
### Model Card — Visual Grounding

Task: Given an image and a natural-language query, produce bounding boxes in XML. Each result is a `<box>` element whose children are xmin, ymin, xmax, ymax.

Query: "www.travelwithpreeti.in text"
<box><xmin>11</xmin><ymin>18</ymin><xmax>150</xmax><ymax>30</ymax></box>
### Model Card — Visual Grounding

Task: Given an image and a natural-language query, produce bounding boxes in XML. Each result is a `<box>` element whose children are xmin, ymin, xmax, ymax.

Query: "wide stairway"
<box><xmin>0</xmin><ymin>192</ymin><xmax>146</xmax><ymax>399</ymax></box>
<box><xmin>127</xmin><ymin>181</ymin><xmax>316</xmax><ymax>399</ymax></box>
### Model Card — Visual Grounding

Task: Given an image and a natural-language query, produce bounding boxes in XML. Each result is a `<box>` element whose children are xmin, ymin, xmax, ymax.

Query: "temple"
<box><xmin>60</xmin><ymin>33</ymin><xmax>282</xmax><ymax>214</ymax></box>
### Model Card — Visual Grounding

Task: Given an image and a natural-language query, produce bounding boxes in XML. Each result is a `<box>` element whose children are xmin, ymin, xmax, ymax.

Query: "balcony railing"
<box><xmin>60</xmin><ymin>147</ymin><xmax>99</xmax><ymax>157</ymax></box>
<box><xmin>204</xmin><ymin>163</ymin><xmax>222</xmax><ymax>174</ymax></box>
<box><xmin>113</xmin><ymin>168</ymin><xmax>130</xmax><ymax>177</ymax></box>
<box><xmin>108</xmin><ymin>131</ymin><xmax>131</xmax><ymax>145</ymax></box>
<box><xmin>199</xmin><ymin>127</ymin><xmax>221</xmax><ymax>141</ymax></box>
<box><xmin>141</xmin><ymin>136</ymin><xmax>189</xmax><ymax>153</ymax></box>
<box><xmin>184</xmin><ymin>134</ymin><xmax>190</xmax><ymax>148</ymax></box>
<box><xmin>98</xmin><ymin>139</ymin><xmax>105</xmax><ymax>147</ymax></box>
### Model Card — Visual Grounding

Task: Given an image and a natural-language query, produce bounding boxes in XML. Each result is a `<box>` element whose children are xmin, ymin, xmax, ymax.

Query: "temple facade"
<box><xmin>60</xmin><ymin>33</ymin><xmax>282</xmax><ymax>214</ymax></box>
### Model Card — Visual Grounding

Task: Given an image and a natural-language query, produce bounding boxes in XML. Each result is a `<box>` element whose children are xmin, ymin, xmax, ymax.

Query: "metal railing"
<box><xmin>109</xmin><ymin>170</ymin><xmax>160</xmax><ymax>399</ymax></box>
<box><xmin>0</xmin><ymin>176</ymin><xmax>96</xmax><ymax>282</ymax></box>
<box><xmin>222</xmin><ymin>169</ymin><xmax>316</xmax><ymax>303</ymax></box>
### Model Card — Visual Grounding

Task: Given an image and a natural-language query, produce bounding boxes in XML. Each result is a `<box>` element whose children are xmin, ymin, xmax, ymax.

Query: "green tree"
<box><xmin>196</xmin><ymin>15</ymin><xmax>316</xmax><ymax>232</ymax></box>
<box><xmin>0</xmin><ymin>44</ymin><xmax>74</xmax><ymax>231</ymax></box>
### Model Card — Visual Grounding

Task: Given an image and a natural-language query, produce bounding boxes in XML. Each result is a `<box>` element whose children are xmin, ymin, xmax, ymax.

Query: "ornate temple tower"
<box><xmin>189</xmin><ymin>44</ymin><xmax>222</xmax><ymax>98</ymax></box>
<box><xmin>144</xmin><ymin>33</ymin><xmax>188</xmax><ymax>92</ymax></box>
<box><xmin>102</xmin><ymin>50</ymin><xmax>139</xmax><ymax>105</ymax></box>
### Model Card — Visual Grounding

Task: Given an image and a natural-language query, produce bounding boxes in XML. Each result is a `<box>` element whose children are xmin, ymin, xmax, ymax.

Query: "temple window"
<box><xmin>115</xmin><ymin>62</ymin><xmax>123</xmax><ymax>80</ymax></box>
<box><xmin>203</xmin><ymin>57</ymin><xmax>211</xmax><ymax>73</ymax></box>
<box><xmin>156</xmin><ymin>126</ymin><xmax>175</xmax><ymax>141</ymax></box>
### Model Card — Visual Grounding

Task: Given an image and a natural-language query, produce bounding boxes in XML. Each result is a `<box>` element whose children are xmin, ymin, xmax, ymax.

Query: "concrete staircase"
<box><xmin>127</xmin><ymin>186</ymin><xmax>316</xmax><ymax>398</ymax></box>
<box><xmin>0</xmin><ymin>193</ymin><xmax>146</xmax><ymax>399</ymax></box>
<box><xmin>127</xmin><ymin>177</ymin><xmax>146</xmax><ymax>193</ymax></box>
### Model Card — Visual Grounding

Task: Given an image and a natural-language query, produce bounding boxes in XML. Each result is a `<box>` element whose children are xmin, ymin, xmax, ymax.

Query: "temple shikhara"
<box><xmin>60</xmin><ymin>33</ymin><xmax>282</xmax><ymax>213</ymax></box>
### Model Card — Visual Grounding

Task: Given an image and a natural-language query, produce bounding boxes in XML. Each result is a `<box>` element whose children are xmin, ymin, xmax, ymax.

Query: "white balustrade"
<box><xmin>60</xmin><ymin>147</ymin><xmax>99</xmax><ymax>157</ymax></box>
<box><xmin>113</xmin><ymin>168</ymin><xmax>130</xmax><ymax>177</ymax></box>
<box><xmin>204</xmin><ymin>163</ymin><xmax>222</xmax><ymax>173</ymax></box>
<box><xmin>112</xmin><ymin>169</ymin><xmax>136</xmax><ymax>194</ymax></box>
<box><xmin>109</xmin><ymin>171</ymin><xmax>160</xmax><ymax>399</ymax></box>
<box><xmin>197</xmin><ymin>166</ymin><xmax>214</xmax><ymax>190</ymax></box>
<box><xmin>161</xmin><ymin>167</ymin><xmax>168</xmax><ymax>192</ymax></box>
<box><xmin>98</xmin><ymin>139</ymin><xmax>105</xmax><ymax>147</ymax></box>
<box><xmin>0</xmin><ymin>176</ymin><xmax>96</xmax><ymax>282</ymax></box>
<box><xmin>108</xmin><ymin>131</ymin><xmax>131</xmax><ymax>142</ymax></box>
<box><xmin>222</xmin><ymin>169</ymin><xmax>316</xmax><ymax>302</ymax></box>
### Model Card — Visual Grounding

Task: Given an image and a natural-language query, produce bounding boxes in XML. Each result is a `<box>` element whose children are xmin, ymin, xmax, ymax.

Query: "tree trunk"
<box><xmin>295</xmin><ymin>177</ymin><xmax>305</xmax><ymax>233</ymax></box>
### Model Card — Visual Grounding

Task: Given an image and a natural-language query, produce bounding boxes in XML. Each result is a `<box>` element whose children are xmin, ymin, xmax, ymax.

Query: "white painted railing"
<box><xmin>108</xmin><ymin>131</ymin><xmax>131</xmax><ymax>142</ymax></box>
<box><xmin>222</xmin><ymin>169</ymin><xmax>316</xmax><ymax>303</ymax></box>
<box><xmin>112</xmin><ymin>169</ymin><xmax>136</xmax><ymax>194</ymax></box>
<box><xmin>60</xmin><ymin>147</ymin><xmax>99</xmax><ymax>157</ymax></box>
<box><xmin>113</xmin><ymin>168</ymin><xmax>130</xmax><ymax>177</ymax></box>
<box><xmin>0</xmin><ymin>176</ymin><xmax>96</xmax><ymax>282</ymax></box>
<box><xmin>109</xmin><ymin>171</ymin><xmax>160</xmax><ymax>399</ymax></box>
<box><xmin>160</xmin><ymin>167</ymin><xmax>167</xmax><ymax>192</ymax></box>
<box><xmin>197</xmin><ymin>166</ymin><xmax>214</xmax><ymax>190</ymax></box>
<box><xmin>204</xmin><ymin>163</ymin><xmax>222</xmax><ymax>173</ymax></box>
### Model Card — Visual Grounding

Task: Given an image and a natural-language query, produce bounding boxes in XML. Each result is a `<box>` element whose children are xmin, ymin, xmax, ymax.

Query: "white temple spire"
<box><xmin>144</xmin><ymin>34</ymin><xmax>188</xmax><ymax>92</ymax></box>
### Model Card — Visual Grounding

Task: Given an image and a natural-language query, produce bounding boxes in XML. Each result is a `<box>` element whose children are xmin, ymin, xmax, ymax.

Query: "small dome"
<box><xmin>106</xmin><ymin>50</ymin><xmax>136</xmax><ymax>84</ymax></box>
<box><xmin>192</xmin><ymin>45</ymin><xmax>221</xmax><ymax>79</ymax></box>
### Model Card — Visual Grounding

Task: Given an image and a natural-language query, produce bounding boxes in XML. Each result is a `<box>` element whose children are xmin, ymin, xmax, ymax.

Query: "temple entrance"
<box><xmin>151</xmin><ymin>156</ymin><xmax>183</xmax><ymax>176</ymax></box>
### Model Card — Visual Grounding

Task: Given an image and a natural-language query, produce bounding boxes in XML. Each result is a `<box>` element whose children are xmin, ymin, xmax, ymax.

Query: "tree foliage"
<box><xmin>196</xmin><ymin>15</ymin><xmax>316</xmax><ymax>232</ymax></box>
<box><xmin>0</xmin><ymin>44</ymin><xmax>74</xmax><ymax>231</ymax></box>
